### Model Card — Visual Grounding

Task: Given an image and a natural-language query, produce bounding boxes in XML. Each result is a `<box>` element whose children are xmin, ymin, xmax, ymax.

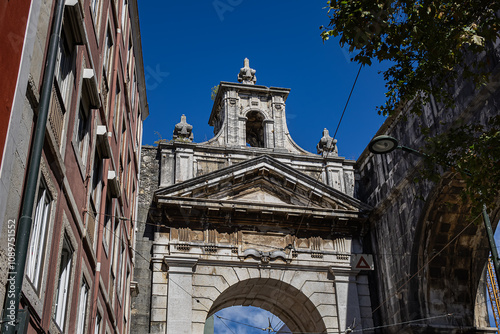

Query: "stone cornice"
<box><xmin>155</xmin><ymin>155</ymin><xmax>368</xmax><ymax>210</ymax></box>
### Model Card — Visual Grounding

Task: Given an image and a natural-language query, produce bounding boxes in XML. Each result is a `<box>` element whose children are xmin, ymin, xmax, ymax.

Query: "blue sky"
<box><xmin>137</xmin><ymin>1</ymin><xmax>389</xmax><ymax>159</ymax></box>
<box><xmin>213</xmin><ymin>306</ymin><xmax>289</xmax><ymax>334</ymax></box>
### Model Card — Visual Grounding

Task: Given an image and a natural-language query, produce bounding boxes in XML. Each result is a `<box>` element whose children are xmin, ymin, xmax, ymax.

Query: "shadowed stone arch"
<box><xmin>207</xmin><ymin>278</ymin><xmax>328</xmax><ymax>334</ymax></box>
<box><xmin>409</xmin><ymin>176</ymin><xmax>500</xmax><ymax>331</ymax></box>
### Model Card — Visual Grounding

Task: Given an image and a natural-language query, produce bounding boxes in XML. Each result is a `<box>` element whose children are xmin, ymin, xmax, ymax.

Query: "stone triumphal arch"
<box><xmin>132</xmin><ymin>59</ymin><xmax>375</xmax><ymax>333</ymax></box>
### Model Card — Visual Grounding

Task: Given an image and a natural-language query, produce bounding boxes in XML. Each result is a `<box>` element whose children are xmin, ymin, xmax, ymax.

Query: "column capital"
<box><xmin>164</xmin><ymin>256</ymin><xmax>198</xmax><ymax>274</ymax></box>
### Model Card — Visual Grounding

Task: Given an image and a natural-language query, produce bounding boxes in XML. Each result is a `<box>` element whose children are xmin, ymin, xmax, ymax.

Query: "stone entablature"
<box><xmin>154</xmin><ymin>228</ymin><xmax>354</xmax><ymax>265</ymax></box>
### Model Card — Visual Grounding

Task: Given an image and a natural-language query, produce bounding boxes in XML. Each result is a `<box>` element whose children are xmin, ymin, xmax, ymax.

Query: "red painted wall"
<box><xmin>0</xmin><ymin>0</ymin><xmax>32</xmax><ymax>170</ymax></box>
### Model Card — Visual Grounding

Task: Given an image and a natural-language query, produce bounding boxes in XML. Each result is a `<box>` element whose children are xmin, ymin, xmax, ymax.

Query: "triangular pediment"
<box><xmin>228</xmin><ymin>187</ymin><xmax>289</xmax><ymax>205</ymax></box>
<box><xmin>154</xmin><ymin>155</ymin><xmax>371</xmax><ymax>213</ymax></box>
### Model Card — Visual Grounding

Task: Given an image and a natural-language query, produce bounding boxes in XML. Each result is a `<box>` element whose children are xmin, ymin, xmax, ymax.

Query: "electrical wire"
<box><xmin>333</xmin><ymin>64</ymin><xmax>363</xmax><ymax>140</ymax></box>
<box><xmin>215</xmin><ymin>315</ymin><xmax>237</xmax><ymax>334</ymax></box>
<box><xmin>215</xmin><ymin>315</ymin><xmax>267</xmax><ymax>331</ymax></box>
<box><xmin>351</xmin><ymin>313</ymin><xmax>454</xmax><ymax>333</ymax></box>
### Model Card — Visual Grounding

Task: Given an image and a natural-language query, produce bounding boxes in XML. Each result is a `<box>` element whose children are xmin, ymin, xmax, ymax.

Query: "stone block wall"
<box><xmin>131</xmin><ymin>145</ymin><xmax>160</xmax><ymax>333</ymax></box>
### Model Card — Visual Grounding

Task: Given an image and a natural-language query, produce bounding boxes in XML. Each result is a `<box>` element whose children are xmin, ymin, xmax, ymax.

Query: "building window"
<box><xmin>90</xmin><ymin>0</ymin><xmax>101</xmax><ymax>27</ymax></box>
<box><xmin>76</xmin><ymin>100</ymin><xmax>91</xmax><ymax>169</ymax></box>
<box><xmin>116</xmin><ymin>241</ymin><xmax>125</xmax><ymax>301</ymax></box>
<box><xmin>26</xmin><ymin>181</ymin><xmax>51</xmax><ymax>290</ymax></box>
<box><xmin>55</xmin><ymin>30</ymin><xmax>75</xmax><ymax>110</ymax></box>
<box><xmin>94</xmin><ymin>312</ymin><xmax>101</xmax><ymax>334</ymax></box>
<box><xmin>126</xmin><ymin>35</ymin><xmax>133</xmax><ymax>82</ymax></box>
<box><xmin>103</xmin><ymin>27</ymin><xmax>114</xmax><ymax>84</ymax></box>
<box><xmin>54</xmin><ymin>237</ymin><xmax>73</xmax><ymax>330</ymax></box>
<box><xmin>113</xmin><ymin>81</ymin><xmax>121</xmax><ymax>132</ymax></box>
<box><xmin>121</xmin><ymin>0</ymin><xmax>128</xmax><ymax>31</ymax></box>
<box><xmin>131</xmin><ymin>70</ymin><xmax>137</xmax><ymax>109</ymax></box>
<box><xmin>121</xmin><ymin>118</ymin><xmax>127</xmax><ymax>162</ymax></box>
<box><xmin>103</xmin><ymin>196</ymin><xmax>112</xmax><ymax>250</ymax></box>
<box><xmin>89</xmin><ymin>150</ymin><xmax>103</xmax><ymax>248</ymax></box>
<box><xmin>124</xmin><ymin>266</ymin><xmax>131</xmax><ymax>321</ymax></box>
<box><xmin>76</xmin><ymin>280</ymin><xmax>89</xmax><ymax>334</ymax></box>
<box><xmin>49</xmin><ymin>28</ymin><xmax>74</xmax><ymax>148</ymax></box>
<box><xmin>126</xmin><ymin>154</ymin><xmax>132</xmax><ymax>198</ymax></box>
<box><xmin>111</xmin><ymin>216</ymin><xmax>121</xmax><ymax>277</ymax></box>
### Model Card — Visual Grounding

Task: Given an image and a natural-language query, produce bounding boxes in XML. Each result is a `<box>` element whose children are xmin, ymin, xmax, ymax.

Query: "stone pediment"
<box><xmin>153</xmin><ymin>156</ymin><xmax>371</xmax><ymax>233</ymax></box>
<box><xmin>155</xmin><ymin>155</ymin><xmax>368</xmax><ymax>210</ymax></box>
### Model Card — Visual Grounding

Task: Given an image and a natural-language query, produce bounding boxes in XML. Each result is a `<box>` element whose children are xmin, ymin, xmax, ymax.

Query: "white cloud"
<box><xmin>214</xmin><ymin>306</ymin><xmax>286</xmax><ymax>334</ymax></box>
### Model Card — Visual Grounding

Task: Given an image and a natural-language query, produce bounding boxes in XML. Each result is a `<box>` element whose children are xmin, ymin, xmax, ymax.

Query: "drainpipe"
<box><xmin>1</xmin><ymin>0</ymin><xmax>65</xmax><ymax>333</ymax></box>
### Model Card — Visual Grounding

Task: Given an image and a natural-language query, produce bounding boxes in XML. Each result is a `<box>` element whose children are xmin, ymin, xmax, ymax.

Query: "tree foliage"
<box><xmin>321</xmin><ymin>0</ymin><xmax>500</xmax><ymax>116</ymax></box>
<box><xmin>321</xmin><ymin>1</ymin><xmax>500</xmax><ymax>211</ymax></box>
<box><xmin>211</xmin><ymin>85</ymin><xmax>219</xmax><ymax>101</ymax></box>
<box><xmin>422</xmin><ymin>116</ymin><xmax>500</xmax><ymax>215</ymax></box>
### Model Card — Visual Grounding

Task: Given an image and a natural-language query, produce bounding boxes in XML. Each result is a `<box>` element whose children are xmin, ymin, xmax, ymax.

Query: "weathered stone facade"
<box><xmin>356</xmin><ymin>41</ymin><xmax>500</xmax><ymax>333</ymax></box>
<box><xmin>132</xmin><ymin>60</ymin><xmax>375</xmax><ymax>333</ymax></box>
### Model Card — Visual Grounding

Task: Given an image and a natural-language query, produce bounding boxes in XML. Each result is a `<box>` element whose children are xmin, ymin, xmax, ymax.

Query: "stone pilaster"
<box><xmin>272</xmin><ymin>96</ymin><xmax>285</xmax><ymax>150</ymax></box>
<box><xmin>174</xmin><ymin>147</ymin><xmax>194</xmax><ymax>183</ymax></box>
<box><xmin>164</xmin><ymin>257</ymin><xmax>198</xmax><ymax>334</ymax></box>
<box><xmin>224</xmin><ymin>91</ymin><xmax>239</xmax><ymax>146</ymax></box>
<box><xmin>333</xmin><ymin>271</ymin><xmax>362</xmax><ymax>332</ymax></box>
<box><xmin>160</xmin><ymin>149</ymin><xmax>175</xmax><ymax>187</ymax></box>
<box><xmin>263</xmin><ymin>119</ymin><xmax>274</xmax><ymax>149</ymax></box>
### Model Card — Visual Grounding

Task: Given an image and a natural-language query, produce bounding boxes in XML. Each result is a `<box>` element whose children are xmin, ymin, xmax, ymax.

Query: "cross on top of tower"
<box><xmin>237</xmin><ymin>58</ymin><xmax>257</xmax><ymax>85</ymax></box>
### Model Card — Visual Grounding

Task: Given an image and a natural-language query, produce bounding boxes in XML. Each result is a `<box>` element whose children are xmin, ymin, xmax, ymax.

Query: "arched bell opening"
<box><xmin>245</xmin><ymin>110</ymin><xmax>265</xmax><ymax>148</ymax></box>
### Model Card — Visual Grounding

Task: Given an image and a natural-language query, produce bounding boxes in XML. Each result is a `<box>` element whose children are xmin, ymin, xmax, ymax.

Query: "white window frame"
<box><xmin>116</xmin><ymin>240</ymin><xmax>125</xmax><ymax>302</ymax></box>
<box><xmin>121</xmin><ymin>0</ymin><xmax>128</xmax><ymax>31</ymax></box>
<box><xmin>76</xmin><ymin>98</ymin><xmax>91</xmax><ymax>169</ymax></box>
<box><xmin>26</xmin><ymin>181</ymin><xmax>51</xmax><ymax>290</ymax></box>
<box><xmin>94</xmin><ymin>312</ymin><xmax>101</xmax><ymax>334</ymax></box>
<box><xmin>54</xmin><ymin>238</ymin><xmax>73</xmax><ymax>329</ymax></box>
<box><xmin>113</xmin><ymin>80</ymin><xmax>121</xmax><ymax>132</ymax></box>
<box><xmin>90</xmin><ymin>0</ymin><xmax>102</xmax><ymax>28</ymax></box>
<box><xmin>76</xmin><ymin>280</ymin><xmax>89</xmax><ymax>334</ymax></box>
<box><xmin>55</xmin><ymin>29</ymin><xmax>75</xmax><ymax>110</ymax></box>
<box><xmin>103</xmin><ymin>26</ymin><xmax>114</xmax><ymax>83</ymax></box>
<box><xmin>90</xmin><ymin>149</ymin><xmax>104</xmax><ymax>249</ymax></box>
<box><xmin>103</xmin><ymin>196</ymin><xmax>112</xmax><ymax>251</ymax></box>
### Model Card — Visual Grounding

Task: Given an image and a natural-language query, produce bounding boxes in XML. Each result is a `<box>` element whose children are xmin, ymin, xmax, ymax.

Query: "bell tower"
<box><xmin>207</xmin><ymin>58</ymin><xmax>308</xmax><ymax>154</ymax></box>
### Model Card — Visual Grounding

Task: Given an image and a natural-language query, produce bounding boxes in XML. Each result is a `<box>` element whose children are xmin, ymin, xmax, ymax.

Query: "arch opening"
<box><xmin>410</xmin><ymin>176</ymin><xmax>500</xmax><ymax>329</ymax></box>
<box><xmin>207</xmin><ymin>306</ymin><xmax>291</xmax><ymax>333</ymax></box>
<box><xmin>246</xmin><ymin>111</ymin><xmax>265</xmax><ymax>148</ymax></box>
<box><xmin>206</xmin><ymin>278</ymin><xmax>327</xmax><ymax>334</ymax></box>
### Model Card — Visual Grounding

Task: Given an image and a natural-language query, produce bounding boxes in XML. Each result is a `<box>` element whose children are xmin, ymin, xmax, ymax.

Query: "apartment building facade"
<box><xmin>0</xmin><ymin>0</ymin><xmax>148</xmax><ymax>333</ymax></box>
